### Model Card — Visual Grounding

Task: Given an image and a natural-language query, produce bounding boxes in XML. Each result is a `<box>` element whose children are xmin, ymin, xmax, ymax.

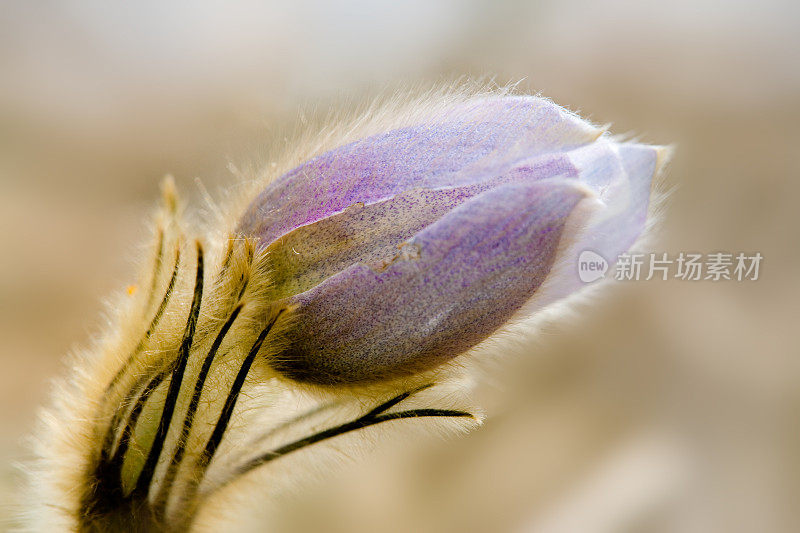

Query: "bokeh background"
<box><xmin>1</xmin><ymin>1</ymin><xmax>798</xmax><ymax>531</ymax></box>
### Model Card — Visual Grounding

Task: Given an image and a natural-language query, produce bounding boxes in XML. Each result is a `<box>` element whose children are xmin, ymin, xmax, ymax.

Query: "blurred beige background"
<box><xmin>1</xmin><ymin>1</ymin><xmax>798</xmax><ymax>531</ymax></box>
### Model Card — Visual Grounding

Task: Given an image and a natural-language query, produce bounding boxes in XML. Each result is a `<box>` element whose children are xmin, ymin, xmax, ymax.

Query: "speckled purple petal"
<box><xmin>262</xmin><ymin>151</ymin><xmax>581</xmax><ymax>299</ymax></box>
<box><xmin>271</xmin><ymin>179</ymin><xmax>588</xmax><ymax>384</ymax></box>
<box><xmin>238</xmin><ymin>96</ymin><xmax>602</xmax><ymax>246</ymax></box>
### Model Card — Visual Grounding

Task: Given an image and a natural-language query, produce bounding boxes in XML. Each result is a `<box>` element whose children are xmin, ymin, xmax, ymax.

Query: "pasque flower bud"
<box><xmin>26</xmin><ymin>89</ymin><xmax>669</xmax><ymax>531</ymax></box>
<box><xmin>238</xmin><ymin>95</ymin><xmax>666</xmax><ymax>384</ymax></box>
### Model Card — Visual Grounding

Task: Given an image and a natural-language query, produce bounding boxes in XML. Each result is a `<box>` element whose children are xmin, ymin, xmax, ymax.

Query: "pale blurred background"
<box><xmin>1</xmin><ymin>1</ymin><xmax>798</xmax><ymax>531</ymax></box>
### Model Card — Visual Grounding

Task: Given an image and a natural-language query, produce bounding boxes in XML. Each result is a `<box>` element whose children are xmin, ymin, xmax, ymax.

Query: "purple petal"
<box><xmin>271</xmin><ymin>179</ymin><xmax>588</xmax><ymax>384</ymax></box>
<box><xmin>522</xmin><ymin>142</ymin><xmax>662</xmax><ymax>309</ymax></box>
<box><xmin>263</xmin><ymin>151</ymin><xmax>582</xmax><ymax>299</ymax></box>
<box><xmin>571</xmin><ymin>143</ymin><xmax>659</xmax><ymax>270</ymax></box>
<box><xmin>238</xmin><ymin>96</ymin><xmax>602</xmax><ymax>246</ymax></box>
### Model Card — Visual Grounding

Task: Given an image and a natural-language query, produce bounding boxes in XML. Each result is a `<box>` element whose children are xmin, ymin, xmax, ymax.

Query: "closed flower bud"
<box><xmin>26</xmin><ymin>89</ymin><xmax>669</xmax><ymax>531</ymax></box>
<box><xmin>238</xmin><ymin>95</ymin><xmax>667</xmax><ymax>384</ymax></box>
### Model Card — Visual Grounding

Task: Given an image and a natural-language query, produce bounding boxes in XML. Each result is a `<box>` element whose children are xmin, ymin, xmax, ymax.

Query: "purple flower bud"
<box><xmin>238</xmin><ymin>95</ymin><xmax>665</xmax><ymax>384</ymax></box>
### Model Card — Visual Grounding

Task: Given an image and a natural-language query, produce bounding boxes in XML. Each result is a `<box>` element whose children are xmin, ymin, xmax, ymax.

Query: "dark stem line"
<box><xmin>87</xmin><ymin>370</ymin><xmax>170</xmax><ymax>518</ymax></box>
<box><xmin>214</xmin><ymin>237</ymin><xmax>234</xmax><ymax>286</ymax></box>
<box><xmin>236</xmin><ymin>408</ymin><xmax>472</xmax><ymax>479</ymax></box>
<box><xmin>145</xmin><ymin>227</ymin><xmax>165</xmax><ymax>310</ymax></box>
<box><xmin>100</xmin><ymin>383</ymin><xmax>143</xmax><ymax>464</ymax></box>
<box><xmin>107</xmin><ymin>370</ymin><xmax>169</xmax><ymax>486</ymax></box>
<box><xmin>105</xmin><ymin>243</ymin><xmax>181</xmax><ymax>393</ymax></box>
<box><xmin>98</xmin><ymin>235</ymin><xmax>174</xmax><ymax>459</ymax></box>
<box><xmin>233</xmin><ymin>385</ymin><xmax>433</xmax><ymax>460</ymax></box>
<box><xmin>133</xmin><ymin>242</ymin><xmax>204</xmax><ymax>498</ymax></box>
<box><xmin>236</xmin><ymin>273</ymin><xmax>251</xmax><ymax>303</ymax></box>
<box><xmin>199</xmin><ymin>310</ymin><xmax>284</xmax><ymax>469</ymax></box>
<box><xmin>143</xmin><ymin>244</ymin><xmax>181</xmax><ymax>343</ymax></box>
<box><xmin>154</xmin><ymin>304</ymin><xmax>244</xmax><ymax>507</ymax></box>
<box><xmin>234</xmin><ymin>241</ymin><xmax>254</xmax><ymax>303</ymax></box>
<box><xmin>188</xmin><ymin>387</ymin><xmax>471</xmax><ymax>532</ymax></box>
<box><xmin>245</xmin><ymin>402</ymin><xmax>339</xmax><ymax>450</ymax></box>
<box><xmin>216</xmin><ymin>401</ymin><xmax>342</xmax><ymax>484</ymax></box>
<box><xmin>361</xmin><ymin>383</ymin><xmax>434</xmax><ymax>419</ymax></box>
<box><xmin>202</xmin><ymin>386</ymin><xmax>470</xmax><ymax>499</ymax></box>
